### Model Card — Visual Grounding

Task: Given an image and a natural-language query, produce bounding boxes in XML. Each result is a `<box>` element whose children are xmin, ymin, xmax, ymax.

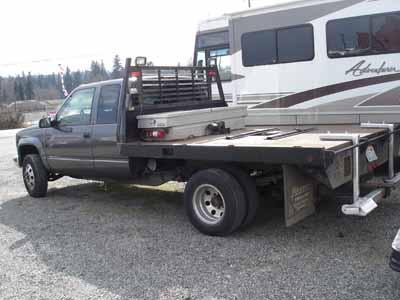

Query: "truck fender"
<box><xmin>18</xmin><ymin>137</ymin><xmax>50</xmax><ymax>170</ymax></box>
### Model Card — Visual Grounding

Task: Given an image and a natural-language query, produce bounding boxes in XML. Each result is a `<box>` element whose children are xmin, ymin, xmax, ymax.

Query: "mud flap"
<box><xmin>283</xmin><ymin>165</ymin><xmax>317</xmax><ymax>227</ymax></box>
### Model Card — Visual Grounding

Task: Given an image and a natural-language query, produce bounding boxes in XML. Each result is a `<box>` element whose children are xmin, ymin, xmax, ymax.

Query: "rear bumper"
<box><xmin>390</xmin><ymin>250</ymin><xmax>400</xmax><ymax>272</ymax></box>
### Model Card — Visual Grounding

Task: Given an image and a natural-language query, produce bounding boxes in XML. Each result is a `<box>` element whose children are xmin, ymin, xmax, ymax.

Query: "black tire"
<box><xmin>184</xmin><ymin>168</ymin><xmax>246</xmax><ymax>236</ymax></box>
<box><xmin>22</xmin><ymin>154</ymin><xmax>48</xmax><ymax>198</ymax></box>
<box><xmin>222</xmin><ymin>166</ymin><xmax>259</xmax><ymax>228</ymax></box>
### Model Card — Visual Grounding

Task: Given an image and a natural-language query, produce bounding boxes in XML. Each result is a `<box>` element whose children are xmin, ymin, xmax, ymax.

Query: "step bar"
<box><xmin>320</xmin><ymin>123</ymin><xmax>400</xmax><ymax>217</ymax></box>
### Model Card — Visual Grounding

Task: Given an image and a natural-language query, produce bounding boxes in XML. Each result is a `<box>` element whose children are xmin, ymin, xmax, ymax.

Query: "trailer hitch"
<box><xmin>320</xmin><ymin>123</ymin><xmax>400</xmax><ymax>217</ymax></box>
<box><xmin>320</xmin><ymin>133</ymin><xmax>383</xmax><ymax>216</ymax></box>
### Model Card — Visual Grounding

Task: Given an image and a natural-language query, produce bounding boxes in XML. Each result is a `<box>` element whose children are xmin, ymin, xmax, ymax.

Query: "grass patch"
<box><xmin>0</xmin><ymin>112</ymin><xmax>25</xmax><ymax>130</ymax></box>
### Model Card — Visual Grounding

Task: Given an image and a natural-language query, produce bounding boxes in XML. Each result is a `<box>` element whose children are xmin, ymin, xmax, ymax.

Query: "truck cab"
<box><xmin>16</xmin><ymin>79</ymin><xmax>132</xmax><ymax>183</ymax></box>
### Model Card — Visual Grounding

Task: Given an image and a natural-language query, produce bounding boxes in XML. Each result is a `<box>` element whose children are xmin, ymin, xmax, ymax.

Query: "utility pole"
<box><xmin>248</xmin><ymin>0</ymin><xmax>251</xmax><ymax>8</ymax></box>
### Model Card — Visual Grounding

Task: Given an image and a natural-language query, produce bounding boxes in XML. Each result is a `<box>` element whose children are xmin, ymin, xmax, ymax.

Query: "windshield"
<box><xmin>195</xmin><ymin>31</ymin><xmax>232</xmax><ymax>81</ymax></box>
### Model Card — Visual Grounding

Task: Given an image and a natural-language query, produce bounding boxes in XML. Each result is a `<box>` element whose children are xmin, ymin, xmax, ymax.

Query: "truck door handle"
<box><xmin>83</xmin><ymin>132</ymin><xmax>91</xmax><ymax>138</ymax></box>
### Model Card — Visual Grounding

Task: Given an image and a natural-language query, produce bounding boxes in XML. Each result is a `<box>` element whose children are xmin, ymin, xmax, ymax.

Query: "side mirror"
<box><xmin>135</xmin><ymin>56</ymin><xmax>147</xmax><ymax>66</ymax></box>
<box><xmin>39</xmin><ymin>117</ymin><xmax>52</xmax><ymax>129</ymax></box>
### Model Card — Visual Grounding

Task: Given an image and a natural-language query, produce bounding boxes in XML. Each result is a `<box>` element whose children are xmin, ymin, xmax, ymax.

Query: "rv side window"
<box><xmin>277</xmin><ymin>25</ymin><xmax>314</xmax><ymax>63</ymax></box>
<box><xmin>242</xmin><ymin>25</ymin><xmax>314</xmax><ymax>66</ymax></box>
<box><xmin>327</xmin><ymin>12</ymin><xmax>400</xmax><ymax>58</ymax></box>
<box><xmin>327</xmin><ymin>16</ymin><xmax>370</xmax><ymax>58</ymax></box>
<box><xmin>372</xmin><ymin>14</ymin><xmax>400</xmax><ymax>52</ymax></box>
<box><xmin>242</xmin><ymin>30</ymin><xmax>277</xmax><ymax>67</ymax></box>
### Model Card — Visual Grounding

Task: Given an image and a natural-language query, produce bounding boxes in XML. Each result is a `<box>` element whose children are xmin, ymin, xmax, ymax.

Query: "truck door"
<box><xmin>45</xmin><ymin>88</ymin><xmax>95</xmax><ymax>176</ymax></box>
<box><xmin>91</xmin><ymin>84</ymin><xmax>131</xmax><ymax>179</ymax></box>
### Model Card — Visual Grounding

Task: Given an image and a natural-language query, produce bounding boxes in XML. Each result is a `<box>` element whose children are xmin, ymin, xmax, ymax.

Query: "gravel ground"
<box><xmin>0</xmin><ymin>129</ymin><xmax>399</xmax><ymax>300</ymax></box>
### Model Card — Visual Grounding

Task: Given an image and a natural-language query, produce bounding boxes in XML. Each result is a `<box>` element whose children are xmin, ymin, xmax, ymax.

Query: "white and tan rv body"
<box><xmin>194</xmin><ymin>0</ymin><xmax>400</xmax><ymax>125</ymax></box>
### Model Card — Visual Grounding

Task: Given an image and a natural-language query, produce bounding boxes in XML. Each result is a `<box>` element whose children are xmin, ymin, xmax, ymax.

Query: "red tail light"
<box><xmin>208</xmin><ymin>70</ymin><xmax>217</xmax><ymax>78</ymax></box>
<box><xmin>131</xmin><ymin>71</ymin><xmax>141</xmax><ymax>78</ymax></box>
<box><xmin>144</xmin><ymin>129</ymin><xmax>166</xmax><ymax>139</ymax></box>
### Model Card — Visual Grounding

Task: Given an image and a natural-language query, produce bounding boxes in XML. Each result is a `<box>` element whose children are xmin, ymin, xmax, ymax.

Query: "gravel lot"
<box><xmin>0</xmin><ymin>129</ymin><xmax>399</xmax><ymax>300</ymax></box>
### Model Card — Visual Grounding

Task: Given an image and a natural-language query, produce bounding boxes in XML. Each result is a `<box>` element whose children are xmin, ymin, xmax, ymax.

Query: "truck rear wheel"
<box><xmin>184</xmin><ymin>168</ymin><xmax>246</xmax><ymax>236</ymax></box>
<box><xmin>22</xmin><ymin>154</ymin><xmax>48</xmax><ymax>198</ymax></box>
<box><xmin>222</xmin><ymin>166</ymin><xmax>259</xmax><ymax>228</ymax></box>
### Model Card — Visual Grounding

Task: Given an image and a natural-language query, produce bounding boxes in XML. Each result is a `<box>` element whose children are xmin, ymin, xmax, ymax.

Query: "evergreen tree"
<box><xmin>90</xmin><ymin>61</ymin><xmax>101</xmax><ymax>81</ymax></box>
<box><xmin>0</xmin><ymin>54</ymin><xmax>132</xmax><ymax>102</ymax></box>
<box><xmin>100</xmin><ymin>60</ymin><xmax>109</xmax><ymax>80</ymax></box>
<box><xmin>25</xmin><ymin>72</ymin><xmax>35</xmax><ymax>100</ymax></box>
<box><xmin>18</xmin><ymin>82</ymin><xmax>25</xmax><ymax>100</ymax></box>
<box><xmin>14</xmin><ymin>79</ymin><xmax>18</xmax><ymax>98</ymax></box>
<box><xmin>37</xmin><ymin>75</ymin><xmax>44</xmax><ymax>89</ymax></box>
<box><xmin>14</xmin><ymin>76</ymin><xmax>25</xmax><ymax>100</ymax></box>
<box><xmin>1</xmin><ymin>89</ymin><xmax>7</xmax><ymax>102</ymax></box>
<box><xmin>0</xmin><ymin>77</ymin><xmax>2</xmax><ymax>103</ymax></box>
<box><xmin>72</xmin><ymin>70</ymin><xmax>82</xmax><ymax>89</ymax></box>
<box><xmin>111</xmin><ymin>54</ymin><xmax>123</xmax><ymax>79</ymax></box>
<box><xmin>64</xmin><ymin>67</ymin><xmax>73</xmax><ymax>94</ymax></box>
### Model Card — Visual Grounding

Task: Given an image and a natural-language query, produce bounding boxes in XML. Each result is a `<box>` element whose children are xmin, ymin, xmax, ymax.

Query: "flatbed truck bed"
<box><xmin>120</xmin><ymin>125</ymin><xmax>387</xmax><ymax>167</ymax></box>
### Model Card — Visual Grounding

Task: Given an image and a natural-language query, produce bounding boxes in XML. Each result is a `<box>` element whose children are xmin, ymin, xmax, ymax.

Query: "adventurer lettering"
<box><xmin>346</xmin><ymin>60</ymin><xmax>399</xmax><ymax>77</ymax></box>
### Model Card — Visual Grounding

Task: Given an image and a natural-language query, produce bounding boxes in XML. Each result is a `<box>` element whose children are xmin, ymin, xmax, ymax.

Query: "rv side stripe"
<box><xmin>252</xmin><ymin>73</ymin><xmax>400</xmax><ymax>109</ymax></box>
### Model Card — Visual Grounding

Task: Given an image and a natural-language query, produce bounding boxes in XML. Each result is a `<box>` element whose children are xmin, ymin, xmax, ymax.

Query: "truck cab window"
<box><xmin>97</xmin><ymin>85</ymin><xmax>120</xmax><ymax>124</ymax></box>
<box><xmin>56</xmin><ymin>88</ymin><xmax>95</xmax><ymax>126</ymax></box>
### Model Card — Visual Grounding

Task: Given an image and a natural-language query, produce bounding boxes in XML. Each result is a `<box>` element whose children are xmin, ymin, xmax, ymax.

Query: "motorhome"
<box><xmin>195</xmin><ymin>0</ymin><xmax>400</xmax><ymax>125</ymax></box>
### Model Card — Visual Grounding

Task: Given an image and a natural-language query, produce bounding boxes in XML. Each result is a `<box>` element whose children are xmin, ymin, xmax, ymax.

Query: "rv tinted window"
<box><xmin>372</xmin><ymin>14</ymin><xmax>400</xmax><ymax>52</ymax></box>
<box><xmin>327</xmin><ymin>16</ymin><xmax>370</xmax><ymax>58</ymax></box>
<box><xmin>242</xmin><ymin>30</ymin><xmax>277</xmax><ymax>67</ymax></box>
<box><xmin>277</xmin><ymin>26</ymin><xmax>314</xmax><ymax>63</ymax></box>
<box><xmin>197</xmin><ymin>31</ymin><xmax>229</xmax><ymax>49</ymax></box>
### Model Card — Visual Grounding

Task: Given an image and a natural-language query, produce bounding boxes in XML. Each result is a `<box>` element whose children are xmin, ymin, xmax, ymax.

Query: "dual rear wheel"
<box><xmin>184</xmin><ymin>168</ymin><xmax>259</xmax><ymax>236</ymax></box>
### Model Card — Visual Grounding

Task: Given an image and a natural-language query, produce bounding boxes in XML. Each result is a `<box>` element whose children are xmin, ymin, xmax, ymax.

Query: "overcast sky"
<box><xmin>0</xmin><ymin>0</ymin><xmax>294</xmax><ymax>75</ymax></box>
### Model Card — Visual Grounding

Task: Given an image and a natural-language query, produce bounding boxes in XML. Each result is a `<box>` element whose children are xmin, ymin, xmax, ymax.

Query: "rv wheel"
<box><xmin>184</xmin><ymin>168</ymin><xmax>246</xmax><ymax>236</ymax></box>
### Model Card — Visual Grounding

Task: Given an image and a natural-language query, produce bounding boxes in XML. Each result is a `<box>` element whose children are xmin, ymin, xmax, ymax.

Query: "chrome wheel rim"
<box><xmin>192</xmin><ymin>184</ymin><xmax>225</xmax><ymax>225</ymax></box>
<box><xmin>24</xmin><ymin>164</ymin><xmax>35</xmax><ymax>190</ymax></box>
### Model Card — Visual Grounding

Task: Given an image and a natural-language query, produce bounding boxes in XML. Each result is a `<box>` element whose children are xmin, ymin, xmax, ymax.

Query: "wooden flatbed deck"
<box><xmin>119</xmin><ymin>125</ymin><xmax>388</xmax><ymax>168</ymax></box>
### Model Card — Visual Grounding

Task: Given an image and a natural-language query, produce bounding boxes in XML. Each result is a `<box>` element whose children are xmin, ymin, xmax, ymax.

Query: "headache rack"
<box><xmin>117</xmin><ymin>57</ymin><xmax>227</xmax><ymax>143</ymax></box>
<box><xmin>126</xmin><ymin>62</ymin><xmax>225</xmax><ymax>107</ymax></box>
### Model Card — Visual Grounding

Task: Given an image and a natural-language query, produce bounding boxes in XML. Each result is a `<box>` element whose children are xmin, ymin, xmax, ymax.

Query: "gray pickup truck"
<box><xmin>16</xmin><ymin>78</ymin><xmax>132</xmax><ymax>191</ymax></box>
<box><xmin>16</xmin><ymin>58</ymin><xmax>255</xmax><ymax>236</ymax></box>
<box><xmin>15</xmin><ymin>57</ymin><xmax>400</xmax><ymax>237</ymax></box>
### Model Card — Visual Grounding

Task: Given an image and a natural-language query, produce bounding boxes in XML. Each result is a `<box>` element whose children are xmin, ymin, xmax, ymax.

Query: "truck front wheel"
<box><xmin>184</xmin><ymin>168</ymin><xmax>246</xmax><ymax>236</ymax></box>
<box><xmin>22</xmin><ymin>154</ymin><xmax>48</xmax><ymax>198</ymax></box>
